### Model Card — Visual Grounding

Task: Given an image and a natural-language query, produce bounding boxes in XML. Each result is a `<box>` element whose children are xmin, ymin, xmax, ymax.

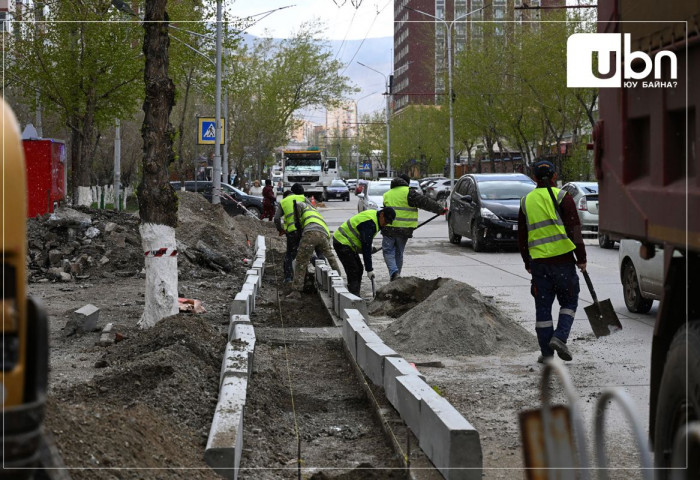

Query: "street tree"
<box><xmin>138</xmin><ymin>0</ymin><xmax>178</xmax><ymax>328</ymax></box>
<box><xmin>390</xmin><ymin>105</ymin><xmax>449</xmax><ymax>176</ymax></box>
<box><xmin>8</xmin><ymin>1</ymin><xmax>143</xmax><ymax>204</ymax></box>
<box><xmin>226</xmin><ymin>23</ymin><xmax>355</xmax><ymax>177</ymax></box>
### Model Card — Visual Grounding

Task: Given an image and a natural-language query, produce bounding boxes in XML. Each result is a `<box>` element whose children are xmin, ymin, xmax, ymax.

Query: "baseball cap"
<box><xmin>533</xmin><ymin>160</ymin><xmax>555</xmax><ymax>179</ymax></box>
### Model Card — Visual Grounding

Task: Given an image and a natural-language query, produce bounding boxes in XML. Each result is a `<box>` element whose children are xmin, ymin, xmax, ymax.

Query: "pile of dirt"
<box><xmin>368</xmin><ymin>277</ymin><xmax>449</xmax><ymax>318</ymax></box>
<box><xmin>379</xmin><ymin>278</ymin><xmax>533</xmax><ymax>357</ymax></box>
<box><xmin>45</xmin><ymin>314</ymin><xmax>226</xmax><ymax>478</ymax></box>
<box><xmin>25</xmin><ymin>192</ymin><xmax>278</xmax><ymax>283</ymax></box>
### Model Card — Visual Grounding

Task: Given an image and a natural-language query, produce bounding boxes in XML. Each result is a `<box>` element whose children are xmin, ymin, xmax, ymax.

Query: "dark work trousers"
<box><xmin>333</xmin><ymin>240</ymin><xmax>364</xmax><ymax>296</ymax></box>
<box><xmin>284</xmin><ymin>231</ymin><xmax>301</xmax><ymax>281</ymax></box>
<box><xmin>530</xmin><ymin>261</ymin><xmax>579</xmax><ymax>357</ymax></box>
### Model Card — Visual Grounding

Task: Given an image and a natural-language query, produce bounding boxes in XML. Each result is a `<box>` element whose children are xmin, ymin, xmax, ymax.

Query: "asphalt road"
<box><xmin>318</xmin><ymin>194</ymin><xmax>655</xmax><ymax>460</ymax></box>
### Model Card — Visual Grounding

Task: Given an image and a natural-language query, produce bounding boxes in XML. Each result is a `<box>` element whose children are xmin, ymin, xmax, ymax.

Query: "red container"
<box><xmin>22</xmin><ymin>139</ymin><xmax>66</xmax><ymax>218</ymax></box>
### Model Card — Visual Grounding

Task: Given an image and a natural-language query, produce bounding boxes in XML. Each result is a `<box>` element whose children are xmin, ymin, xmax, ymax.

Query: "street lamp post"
<box><xmin>357</xmin><ymin>62</ymin><xmax>392</xmax><ymax>178</ymax></box>
<box><xmin>405</xmin><ymin>4</ymin><xmax>490</xmax><ymax>188</ymax></box>
<box><xmin>212</xmin><ymin>0</ymin><xmax>223</xmax><ymax>204</ymax></box>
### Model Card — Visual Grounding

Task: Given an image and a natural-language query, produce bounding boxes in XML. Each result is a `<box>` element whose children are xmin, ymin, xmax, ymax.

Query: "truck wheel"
<box><xmin>598</xmin><ymin>233</ymin><xmax>614</xmax><ymax>249</ymax></box>
<box><xmin>622</xmin><ymin>260</ymin><xmax>654</xmax><ymax>313</ymax></box>
<box><xmin>448</xmin><ymin>217</ymin><xmax>461</xmax><ymax>245</ymax></box>
<box><xmin>653</xmin><ymin>321</ymin><xmax>700</xmax><ymax>479</ymax></box>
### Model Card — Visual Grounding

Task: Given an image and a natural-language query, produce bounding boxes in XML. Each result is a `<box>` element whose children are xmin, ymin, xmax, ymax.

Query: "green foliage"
<box><xmin>390</xmin><ymin>106</ymin><xmax>449</xmax><ymax>175</ymax></box>
<box><xmin>226</xmin><ymin>22</ymin><xmax>356</xmax><ymax>174</ymax></box>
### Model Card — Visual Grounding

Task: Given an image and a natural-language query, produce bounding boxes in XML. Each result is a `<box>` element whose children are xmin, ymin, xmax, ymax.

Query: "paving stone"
<box><xmin>384</xmin><ymin>356</ymin><xmax>425</xmax><ymax>410</ymax></box>
<box><xmin>356</xmin><ymin>329</ymin><xmax>386</xmax><ymax>376</ymax></box>
<box><xmin>65</xmin><ymin>304</ymin><xmax>100</xmax><ymax>336</ymax></box>
<box><xmin>362</xmin><ymin>342</ymin><xmax>399</xmax><ymax>387</ymax></box>
<box><xmin>230</xmin><ymin>292</ymin><xmax>250</xmax><ymax>316</ymax></box>
<box><xmin>228</xmin><ymin>315</ymin><xmax>251</xmax><ymax>341</ymax></box>
<box><xmin>339</xmin><ymin>292</ymin><xmax>368</xmax><ymax>319</ymax></box>
<box><xmin>396</xmin><ymin>375</ymin><xmax>436</xmax><ymax>439</ymax></box>
<box><xmin>342</xmin><ymin>312</ymin><xmax>373</xmax><ymax>360</ymax></box>
<box><xmin>204</xmin><ymin>375</ymin><xmax>247</xmax><ymax>479</ymax></box>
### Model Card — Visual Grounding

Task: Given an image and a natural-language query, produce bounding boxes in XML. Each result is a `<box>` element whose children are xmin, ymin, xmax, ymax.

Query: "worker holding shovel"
<box><xmin>381</xmin><ymin>174</ymin><xmax>447</xmax><ymax>281</ymax></box>
<box><xmin>518</xmin><ymin>160</ymin><xmax>587</xmax><ymax>363</ymax></box>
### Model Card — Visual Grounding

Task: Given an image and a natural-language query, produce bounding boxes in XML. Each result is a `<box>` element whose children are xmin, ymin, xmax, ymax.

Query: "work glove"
<box><xmin>441</xmin><ymin>207</ymin><xmax>449</xmax><ymax>215</ymax></box>
<box><xmin>278</xmin><ymin>230</ymin><xmax>285</xmax><ymax>236</ymax></box>
<box><xmin>371</xmin><ymin>246</ymin><xmax>381</xmax><ymax>254</ymax></box>
<box><xmin>366</xmin><ymin>270</ymin><xmax>375</xmax><ymax>281</ymax></box>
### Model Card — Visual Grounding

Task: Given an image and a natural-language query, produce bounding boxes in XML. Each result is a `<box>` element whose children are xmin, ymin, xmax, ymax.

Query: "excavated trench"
<box><xmin>237</xmin><ymin>254</ymin><xmax>407</xmax><ymax>479</ymax></box>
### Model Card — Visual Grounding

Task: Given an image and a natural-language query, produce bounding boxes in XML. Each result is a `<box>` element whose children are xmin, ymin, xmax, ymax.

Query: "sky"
<box><xmin>230</xmin><ymin>0</ymin><xmax>394</xmax><ymax>41</ymax></box>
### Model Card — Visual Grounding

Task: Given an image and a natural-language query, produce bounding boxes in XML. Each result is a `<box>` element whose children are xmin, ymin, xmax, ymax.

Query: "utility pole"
<box><xmin>357</xmin><ymin>62</ymin><xmax>392</xmax><ymax>178</ymax></box>
<box><xmin>212</xmin><ymin>0</ymin><xmax>223</xmax><ymax>204</ymax></box>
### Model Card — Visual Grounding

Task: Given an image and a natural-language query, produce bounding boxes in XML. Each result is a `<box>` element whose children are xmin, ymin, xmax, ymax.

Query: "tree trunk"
<box><xmin>138</xmin><ymin>0</ymin><xmax>178</xmax><ymax>329</ymax></box>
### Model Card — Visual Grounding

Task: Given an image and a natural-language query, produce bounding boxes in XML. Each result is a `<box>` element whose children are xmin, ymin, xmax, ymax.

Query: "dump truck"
<box><xmin>1</xmin><ymin>100</ymin><xmax>51</xmax><ymax>477</ymax></box>
<box><xmin>282</xmin><ymin>148</ymin><xmax>338</xmax><ymax>201</ymax></box>
<box><xmin>595</xmin><ymin>1</ymin><xmax>699</xmax><ymax>476</ymax></box>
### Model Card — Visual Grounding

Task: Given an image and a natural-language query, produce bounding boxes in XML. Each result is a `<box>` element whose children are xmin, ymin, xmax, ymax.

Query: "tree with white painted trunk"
<box><xmin>138</xmin><ymin>0</ymin><xmax>178</xmax><ymax>329</ymax></box>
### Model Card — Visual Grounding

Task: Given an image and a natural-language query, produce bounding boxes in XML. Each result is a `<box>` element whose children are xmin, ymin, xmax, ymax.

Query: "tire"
<box><xmin>599</xmin><ymin>233</ymin><xmax>614</xmax><ymax>249</ymax></box>
<box><xmin>247</xmin><ymin>206</ymin><xmax>262</xmax><ymax>218</ymax></box>
<box><xmin>621</xmin><ymin>260</ymin><xmax>654</xmax><ymax>313</ymax></box>
<box><xmin>471</xmin><ymin>222</ymin><xmax>485</xmax><ymax>252</ymax></box>
<box><xmin>653</xmin><ymin>321</ymin><xmax>700</xmax><ymax>479</ymax></box>
<box><xmin>448</xmin><ymin>217</ymin><xmax>461</xmax><ymax>244</ymax></box>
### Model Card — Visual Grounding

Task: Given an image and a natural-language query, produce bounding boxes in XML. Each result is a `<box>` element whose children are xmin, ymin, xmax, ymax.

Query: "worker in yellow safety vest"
<box><xmin>518</xmin><ymin>160</ymin><xmax>587</xmax><ymax>364</ymax></box>
<box><xmin>382</xmin><ymin>174</ymin><xmax>447</xmax><ymax>281</ymax></box>
<box><xmin>274</xmin><ymin>184</ymin><xmax>308</xmax><ymax>282</ymax></box>
<box><xmin>332</xmin><ymin>208</ymin><xmax>396</xmax><ymax>296</ymax></box>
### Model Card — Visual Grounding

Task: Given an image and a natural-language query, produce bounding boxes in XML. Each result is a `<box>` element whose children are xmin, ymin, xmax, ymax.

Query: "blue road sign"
<box><xmin>360</xmin><ymin>162</ymin><xmax>371</xmax><ymax>172</ymax></box>
<box><xmin>198</xmin><ymin>117</ymin><xmax>225</xmax><ymax>145</ymax></box>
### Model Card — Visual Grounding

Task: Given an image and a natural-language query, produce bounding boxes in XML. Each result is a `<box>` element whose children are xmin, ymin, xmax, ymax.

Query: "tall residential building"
<box><xmin>393</xmin><ymin>0</ymin><xmax>561</xmax><ymax>113</ymax></box>
<box><xmin>325</xmin><ymin>100</ymin><xmax>358</xmax><ymax>139</ymax></box>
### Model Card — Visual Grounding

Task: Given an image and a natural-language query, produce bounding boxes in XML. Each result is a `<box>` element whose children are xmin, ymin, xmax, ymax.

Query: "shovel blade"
<box><xmin>584</xmin><ymin>299</ymin><xmax>623</xmax><ymax>338</ymax></box>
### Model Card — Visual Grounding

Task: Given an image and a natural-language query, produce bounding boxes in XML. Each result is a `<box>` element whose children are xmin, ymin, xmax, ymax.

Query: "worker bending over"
<box><xmin>333</xmin><ymin>207</ymin><xmax>396</xmax><ymax>296</ymax></box>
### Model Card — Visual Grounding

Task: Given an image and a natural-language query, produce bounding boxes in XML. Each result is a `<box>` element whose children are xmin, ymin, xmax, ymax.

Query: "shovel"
<box><xmin>370</xmin><ymin>277</ymin><xmax>376</xmax><ymax>298</ymax></box>
<box><xmin>582</xmin><ymin>270</ymin><xmax>622</xmax><ymax>337</ymax></box>
<box><xmin>372</xmin><ymin>213</ymin><xmax>442</xmax><ymax>255</ymax></box>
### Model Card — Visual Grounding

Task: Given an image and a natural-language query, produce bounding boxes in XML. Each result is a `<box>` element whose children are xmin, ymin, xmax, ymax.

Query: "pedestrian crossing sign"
<box><xmin>198</xmin><ymin>117</ymin><xmax>225</xmax><ymax>145</ymax></box>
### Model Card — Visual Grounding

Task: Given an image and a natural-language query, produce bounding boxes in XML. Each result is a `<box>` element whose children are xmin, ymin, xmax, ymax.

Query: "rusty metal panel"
<box><xmin>519</xmin><ymin>405</ymin><xmax>576</xmax><ymax>480</ymax></box>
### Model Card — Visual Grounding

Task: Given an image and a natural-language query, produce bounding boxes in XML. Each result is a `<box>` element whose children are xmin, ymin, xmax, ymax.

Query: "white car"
<box><xmin>357</xmin><ymin>180</ymin><xmax>392</xmax><ymax>212</ymax></box>
<box><xmin>618</xmin><ymin>239</ymin><xmax>664</xmax><ymax>313</ymax></box>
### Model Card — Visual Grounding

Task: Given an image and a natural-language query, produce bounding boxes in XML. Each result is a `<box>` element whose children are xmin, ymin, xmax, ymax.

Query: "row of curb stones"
<box><xmin>314</xmin><ymin>260</ymin><xmax>483</xmax><ymax>480</ymax></box>
<box><xmin>203</xmin><ymin>235</ymin><xmax>265</xmax><ymax>479</ymax></box>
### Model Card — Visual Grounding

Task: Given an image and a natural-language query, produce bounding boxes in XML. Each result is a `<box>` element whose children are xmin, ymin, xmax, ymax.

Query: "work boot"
<box><xmin>390</xmin><ymin>271</ymin><xmax>400</xmax><ymax>282</ymax></box>
<box><xmin>537</xmin><ymin>355</ymin><xmax>553</xmax><ymax>364</ymax></box>
<box><xmin>283</xmin><ymin>277</ymin><xmax>292</xmax><ymax>284</ymax></box>
<box><xmin>549</xmin><ymin>337</ymin><xmax>572</xmax><ymax>361</ymax></box>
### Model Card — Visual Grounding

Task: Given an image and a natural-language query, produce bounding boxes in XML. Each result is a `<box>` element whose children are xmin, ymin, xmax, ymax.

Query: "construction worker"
<box><xmin>286</xmin><ymin>197</ymin><xmax>340</xmax><ymax>299</ymax></box>
<box><xmin>333</xmin><ymin>207</ymin><xmax>396</xmax><ymax>297</ymax></box>
<box><xmin>382</xmin><ymin>173</ymin><xmax>447</xmax><ymax>281</ymax></box>
<box><xmin>274</xmin><ymin>185</ymin><xmax>307</xmax><ymax>283</ymax></box>
<box><xmin>518</xmin><ymin>160</ymin><xmax>587</xmax><ymax>363</ymax></box>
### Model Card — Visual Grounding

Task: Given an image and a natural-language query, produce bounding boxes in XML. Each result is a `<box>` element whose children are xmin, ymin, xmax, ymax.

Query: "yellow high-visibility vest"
<box><xmin>521</xmin><ymin>187</ymin><xmax>575</xmax><ymax>259</ymax></box>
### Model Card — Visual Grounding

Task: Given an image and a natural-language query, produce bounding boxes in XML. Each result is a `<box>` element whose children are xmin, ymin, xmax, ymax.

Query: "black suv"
<box><xmin>447</xmin><ymin>173</ymin><xmax>535</xmax><ymax>251</ymax></box>
<box><xmin>170</xmin><ymin>181</ymin><xmax>264</xmax><ymax>217</ymax></box>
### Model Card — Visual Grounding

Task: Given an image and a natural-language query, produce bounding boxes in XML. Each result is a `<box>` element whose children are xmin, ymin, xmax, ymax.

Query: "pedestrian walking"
<box><xmin>261</xmin><ymin>179</ymin><xmax>276</xmax><ymax>221</ymax></box>
<box><xmin>332</xmin><ymin>207</ymin><xmax>396</xmax><ymax>297</ymax></box>
<box><xmin>274</xmin><ymin>186</ymin><xmax>306</xmax><ymax>283</ymax></box>
<box><xmin>518</xmin><ymin>160</ymin><xmax>587</xmax><ymax>363</ymax></box>
<box><xmin>286</xmin><ymin>197</ymin><xmax>340</xmax><ymax>299</ymax></box>
<box><xmin>382</xmin><ymin>174</ymin><xmax>447</xmax><ymax>281</ymax></box>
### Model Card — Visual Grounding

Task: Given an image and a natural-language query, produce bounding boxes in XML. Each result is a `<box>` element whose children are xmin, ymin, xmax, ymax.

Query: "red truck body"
<box><xmin>22</xmin><ymin>139</ymin><xmax>67</xmax><ymax>218</ymax></box>
<box><xmin>595</xmin><ymin>1</ymin><xmax>700</xmax><ymax>474</ymax></box>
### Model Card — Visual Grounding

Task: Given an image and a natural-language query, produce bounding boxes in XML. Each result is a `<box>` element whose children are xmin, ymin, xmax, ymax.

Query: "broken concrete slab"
<box><xmin>419</xmin><ymin>392</ymin><xmax>482</xmax><ymax>480</ymax></box>
<box><xmin>65</xmin><ymin>304</ymin><xmax>100</xmax><ymax>336</ymax></box>
<box><xmin>97</xmin><ymin>322</ymin><xmax>115</xmax><ymax>347</ymax></box>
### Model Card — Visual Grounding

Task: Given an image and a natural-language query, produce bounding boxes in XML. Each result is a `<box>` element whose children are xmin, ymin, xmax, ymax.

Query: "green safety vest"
<box><xmin>280</xmin><ymin>194</ymin><xmax>307</xmax><ymax>233</ymax></box>
<box><xmin>521</xmin><ymin>187</ymin><xmax>576</xmax><ymax>259</ymax></box>
<box><xmin>383</xmin><ymin>186</ymin><xmax>418</xmax><ymax>228</ymax></box>
<box><xmin>298</xmin><ymin>202</ymin><xmax>330</xmax><ymax>237</ymax></box>
<box><xmin>333</xmin><ymin>209</ymin><xmax>380</xmax><ymax>251</ymax></box>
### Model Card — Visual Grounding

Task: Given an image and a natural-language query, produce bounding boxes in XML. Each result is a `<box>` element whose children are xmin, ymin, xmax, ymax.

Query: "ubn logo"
<box><xmin>567</xmin><ymin>33</ymin><xmax>677</xmax><ymax>88</ymax></box>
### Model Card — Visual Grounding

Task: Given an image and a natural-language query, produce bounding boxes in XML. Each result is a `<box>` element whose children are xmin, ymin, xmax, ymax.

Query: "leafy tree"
<box><xmin>390</xmin><ymin>105</ymin><xmax>449</xmax><ymax>176</ymax></box>
<box><xmin>8</xmin><ymin>1</ymin><xmax>143</xmax><ymax>203</ymax></box>
<box><xmin>226</xmin><ymin>23</ymin><xmax>356</xmax><ymax>178</ymax></box>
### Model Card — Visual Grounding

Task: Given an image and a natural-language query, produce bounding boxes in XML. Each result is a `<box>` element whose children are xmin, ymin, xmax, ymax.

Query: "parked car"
<box><xmin>355</xmin><ymin>179</ymin><xmax>369</xmax><ymax>196</ymax></box>
<box><xmin>561</xmin><ymin>181</ymin><xmax>599</xmax><ymax>234</ymax></box>
<box><xmin>618</xmin><ymin>239</ymin><xmax>664</xmax><ymax>313</ymax></box>
<box><xmin>419</xmin><ymin>176</ymin><xmax>446</xmax><ymax>191</ymax></box>
<box><xmin>326</xmin><ymin>179</ymin><xmax>350</xmax><ymax>201</ymax></box>
<box><xmin>170</xmin><ymin>180</ymin><xmax>264</xmax><ymax>217</ymax></box>
<box><xmin>409</xmin><ymin>179</ymin><xmax>422</xmax><ymax>195</ymax></box>
<box><xmin>346</xmin><ymin>178</ymin><xmax>358</xmax><ymax>191</ymax></box>
<box><xmin>357</xmin><ymin>180</ymin><xmax>392</xmax><ymax>212</ymax></box>
<box><xmin>425</xmin><ymin>179</ymin><xmax>453</xmax><ymax>206</ymax></box>
<box><xmin>447</xmin><ymin>173</ymin><xmax>536</xmax><ymax>251</ymax></box>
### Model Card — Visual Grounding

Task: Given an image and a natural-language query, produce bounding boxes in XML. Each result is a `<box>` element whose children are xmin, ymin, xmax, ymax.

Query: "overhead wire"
<box><xmin>338</xmin><ymin>0</ymin><xmax>393</xmax><ymax>77</ymax></box>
